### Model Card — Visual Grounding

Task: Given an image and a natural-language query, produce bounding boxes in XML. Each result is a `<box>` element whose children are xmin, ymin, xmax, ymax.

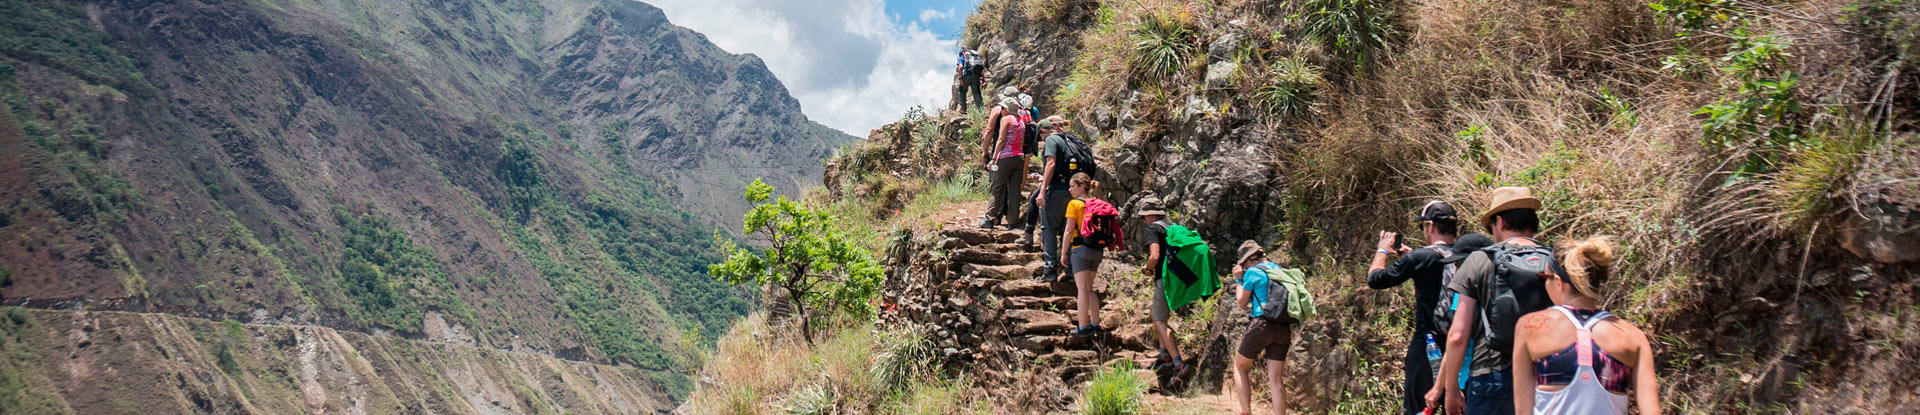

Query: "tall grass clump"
<box><xmin>777</xmin><ymin>383</ymin><xmax>833</xmax><ymax>415</ymax></box>
<box><xmin>1301</xmin><ymin>0</ymin><xmax>1395</xmax><ymax>70</ymax></box>
<box><xmin>1129</xmin><ymin>10</ymin><xmax>1198</xmax><ymax>80</ymax></box>
<box><xmin>870</xmin><ymin>325</ymin><xmax>936</xmax><ymax>391</ymax></box>
<box><xmin>1080</xmin><ymin>361</ymin><xmax>1146</xmax><ymax>415</ymax></box>
<box><xmin>1254</xmin><ymin>56</ymin><xmax>1325</xmax><ymax>119</ymax></box>
<box><xmin>1766</xmin><ymin>117</ymin><xmax>1880</xmax><ymax>235</ymax></box>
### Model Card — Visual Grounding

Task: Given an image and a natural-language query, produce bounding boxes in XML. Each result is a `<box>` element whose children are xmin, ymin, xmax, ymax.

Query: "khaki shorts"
<box><xmin>1237</xmin><ymin>317</ymin><xmax>1293</xmax><ymax>361</ymax></box>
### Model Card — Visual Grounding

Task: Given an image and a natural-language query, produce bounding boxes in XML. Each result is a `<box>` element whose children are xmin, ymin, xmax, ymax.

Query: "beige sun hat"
<box><xmin>1237</xmin><ymin>240</ymin><xmax>1266</xmax><ymax>265</ymax></box>
<box><xmin>1478</xmin><ymin>186</ymin><xmax>1544</xmax><ymax>224</ymax></box>
<box><xmin>1135</xmin><ymin>197</ymin><xmax>1167</xmax><ymax>217</ymax></box>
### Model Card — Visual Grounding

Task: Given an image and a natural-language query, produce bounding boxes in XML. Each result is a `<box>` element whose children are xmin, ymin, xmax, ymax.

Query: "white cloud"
<box><xmin>643</xmin><ymin>0</ymin><xmax>957</xmax><ymax>137</ymax></box>
<box><xmin>918</xmin><ymin>8</ymin><xmax>955</xmax><ymax>24</ymax></box>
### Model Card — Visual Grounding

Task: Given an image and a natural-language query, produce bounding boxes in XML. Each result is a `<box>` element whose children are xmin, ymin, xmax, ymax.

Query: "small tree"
<box><xmin>709</xmin><ymin>179</ymin><xmax>883</xmax><ymax>343</ymax></box>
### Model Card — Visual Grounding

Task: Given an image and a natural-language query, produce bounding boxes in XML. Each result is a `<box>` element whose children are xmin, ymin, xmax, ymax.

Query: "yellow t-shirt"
<box><xmin>1064</xmin><ymin>199</ymin><xmax>1086</xmax><ymax>249</ymax></box>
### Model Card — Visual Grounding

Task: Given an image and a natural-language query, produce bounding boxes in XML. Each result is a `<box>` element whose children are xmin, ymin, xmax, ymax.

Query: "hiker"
<box><xmin>1363</xmin><ymin>200</ymin><xmax>1461</xmax><ymax>415</ymax></box>
<box><xmin>954</xmin><ymin>48</ymin><xmax>985</xmax><ymax>110</ymax></box>
<box><xmin>977</xmin><ymin>96</ymin><xmax>1027</xmax><ymax>230</ymax></box>
<box><xmin>1019</xmin><ymin>116</ymin><xmax>1068</xmax><ymax>246</ymax></box>
<box><xmin>1060</xmin><ymin>173</ymin><xmax>1123</xmax><ymax>337</ymax></box>
<box><xmin>1036</xmin><ymin>115</ymin><xmax>1095</xmax><ymax>282</ymax></box>
<box><xmin>1429</xmin><ymin>232</ymin><xmax>1494</xmax><ymax>413</ymax></box>
<box><xmin>1512</xmin><ymin>237</ymin><xmax>1662</xmax><ymax>415</ymax></box>
<box><xmin>1232</xmin><ymin>240</ymin><xmax>1299</xmax><ymax>415</ymax></box>
<box><xmin>1137</xmin><ymin>196</ymin><xmax>1208</xmax><ymax>380</ymax></box>
<box><xmin>1432</xmin><ymin>187</ymin><xmax>1556</xmax><ymax>415</ymax></box>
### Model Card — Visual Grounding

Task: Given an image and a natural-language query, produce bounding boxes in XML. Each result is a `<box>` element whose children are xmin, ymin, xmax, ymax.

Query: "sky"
<box><xmin>643</xmin><ymin>0</ymin><xmax>981</xmax><ymax>137</ymax></box>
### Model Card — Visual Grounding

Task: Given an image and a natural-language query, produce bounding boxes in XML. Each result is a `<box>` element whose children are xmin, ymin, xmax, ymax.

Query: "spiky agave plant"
<box><xmin>1254</xmin><ymin>56</ymin><xmax>1325</xmax><ymax>118</ymax></box>
<box><xmin>1129</xmin><ymin>10</ymin><xmax>1197</xmax><ymax>80</ymax></box>
<box><xmin>1302</xmin><ymin>0</ymin><xmax>1395</xmax><ymax>68</ymax></box>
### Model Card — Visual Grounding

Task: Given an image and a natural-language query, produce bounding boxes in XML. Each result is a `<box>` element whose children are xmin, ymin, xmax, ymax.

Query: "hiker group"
<box><xmin>959</xmin><ymin>66</ymin><xmax>1660</xmax><ymax>415</ymax></box>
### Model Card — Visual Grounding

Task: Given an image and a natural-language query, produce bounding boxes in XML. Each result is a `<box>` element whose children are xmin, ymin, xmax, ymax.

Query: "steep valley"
<box><xmin>0</xmin><ymin>0</ymin><xmax>851</xmax><ymax>411</ymax></box>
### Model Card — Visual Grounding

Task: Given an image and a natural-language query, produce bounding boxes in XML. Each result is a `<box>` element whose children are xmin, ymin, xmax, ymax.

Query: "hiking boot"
<box><xmin>1067</xmin><ymin>324</ymin><xmax>1104</xmax><ymax>338</ymax></box>
<box><xmin>1167</xmin><ymin>359</ymin><xmax>1191</xmax><ymax>381</ymax></box>
<box><xmin>1036</xmin><ymin>268</ymin><xmax>1056</xmax><ymax>283</ymax></box>
<box><xmin>1152</xmin><ymin>351</ymin><xmax>1176</xmax><ymax>371</ymax></box>
<box><xmin>1018</xmin><ymin>233</ymin><xmax>1033</xmax><ymax>246</ymax></box>
<box><xmin>977</xmin><ymin>218</ymin><xmax>997</xmax><ymax>229</ymax></box>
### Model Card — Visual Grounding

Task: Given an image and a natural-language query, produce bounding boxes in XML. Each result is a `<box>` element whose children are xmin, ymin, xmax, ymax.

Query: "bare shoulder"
<box><xmin>1599</xmin><ymin>315</ymin><xmax>1649</xmax><ymax>342</ymax></box>
<box><xmin>1519</xmin><ymin>309</ymin><xmax>1562</xmax><ymax>333</ymax></box>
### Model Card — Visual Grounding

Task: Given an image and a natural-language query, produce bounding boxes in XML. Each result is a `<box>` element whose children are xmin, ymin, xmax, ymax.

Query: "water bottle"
<box><xmin>1425</xmin><ymin>332</ymin><xmax>1444</xmax><ymax>379</ymax></box>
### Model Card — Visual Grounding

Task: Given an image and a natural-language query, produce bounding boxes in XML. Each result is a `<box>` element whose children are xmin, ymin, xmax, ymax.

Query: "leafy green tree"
<box><xmin>709</xmin><ymin>179</ymin><xmax>883</xmax><ymax>343</ymax></box>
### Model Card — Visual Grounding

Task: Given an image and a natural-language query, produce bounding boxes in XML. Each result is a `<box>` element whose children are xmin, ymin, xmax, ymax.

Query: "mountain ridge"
<box><xmin>0</xmin><ymin>0</ymin><xmax>851</xmax><ymax>408</ymax></box>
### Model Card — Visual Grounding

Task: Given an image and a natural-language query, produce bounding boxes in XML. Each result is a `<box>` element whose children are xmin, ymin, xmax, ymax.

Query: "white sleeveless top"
<box><xmin>1532</xmin><ymin>306</ymin><xmax>1631</xmax><ymax>415</ymax></box>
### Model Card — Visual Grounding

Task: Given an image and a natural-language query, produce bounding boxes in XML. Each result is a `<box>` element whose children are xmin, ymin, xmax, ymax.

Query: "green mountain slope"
<box><xmin>0</xmin><ymin>0</ymin><xmax>850</xmax><ymax>406</ymax></box>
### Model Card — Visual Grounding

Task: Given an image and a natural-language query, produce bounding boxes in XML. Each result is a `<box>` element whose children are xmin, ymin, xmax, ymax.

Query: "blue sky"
<box><xmin>646</xmin><ymin>0</ymin><xmax>983</xmax><ymax>136</ymax></box>
<box><xmin>884</xmin><ymin>0</ymin><xmax>976</xmax><ymax>39</ymax></box>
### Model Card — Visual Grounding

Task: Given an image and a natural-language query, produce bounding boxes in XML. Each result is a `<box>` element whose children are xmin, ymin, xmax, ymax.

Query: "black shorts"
<box><xmin>1237</xmin><ymin>318</ymin><xmax>1293</xmax><ymax>361</ymax></box>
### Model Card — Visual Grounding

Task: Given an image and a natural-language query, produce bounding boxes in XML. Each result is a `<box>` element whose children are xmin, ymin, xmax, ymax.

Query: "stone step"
<box><xmin>950</xmin><ymin>247</ymin><xmax>1039</xmax><ymax>266</ymax></box>
<box><xmin>940</xmin><ymin>226</ymin><xmax>1021</xmax><ymax>246</ymax></box>
<box><xmin>1006</xmin><ymin>309</ymin><xmax>1074</xmax><ymax>336</ymax></box>
<box><xmin>961</xmin><ymin>263</ymin><xmax>1033</xmax><ymax>280</ymax></box>
<box><xmin>1005</xmin><ymin>296</ymin><xmax>1075</xmax><ymax>310</ymax></box>
<box><xmin>993</xmin><ymin>280</ymin><xmax>1054</xmax><ymax>297</ymax></box>
<box><xmin>1010</xmin><ymin>334</ymin><xmax>1065</xmax><ymax>351</ymax></box>
<box><xmin>1037</xmin><ymin>350</ymin><xmax>1101</xmax><ymax>366</ymax></box>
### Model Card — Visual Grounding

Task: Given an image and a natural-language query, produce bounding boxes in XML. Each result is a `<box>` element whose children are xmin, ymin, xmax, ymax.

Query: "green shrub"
<box><xmin>710</xmin><ymin>179</ymin><xmax>884</xmax><ymax>343</ymax></box>
<box><xmin>1770</xmin><ymin>118</ymin><xmax>1878</xmax><ymax>234</ymax></box>
<box><xmin>5</xmin><ymin>307</ymin><xmax>28</xmax><ymax>326</ymax></box>
<box><xmin>1081</xmin><ymin>361</ymin><xmax>1146</xmax><ymax>415</ymax></box>
<box><xmin>1129</xmin><ymin>10</ymin><xmax>1198</xmax><ymax>80</ymax></box>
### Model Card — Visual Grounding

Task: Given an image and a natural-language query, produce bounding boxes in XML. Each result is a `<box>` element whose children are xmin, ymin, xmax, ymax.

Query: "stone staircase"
<box><xmin>878</xmin><ymin>218</ymin><xmax>1187</xmax><ymax>410</ymax></box>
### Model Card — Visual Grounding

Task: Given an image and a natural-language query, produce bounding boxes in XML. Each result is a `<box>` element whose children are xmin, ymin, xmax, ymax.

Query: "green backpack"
<box><xmin>1159</xmin><ymin>224</ymin><xmax>1218</xmax><ymax>310</ymax></box>
<box><xmin>1255</xmin><ymin>263</ymin><xmax>1316</xmax><ymax>324</ymax></box>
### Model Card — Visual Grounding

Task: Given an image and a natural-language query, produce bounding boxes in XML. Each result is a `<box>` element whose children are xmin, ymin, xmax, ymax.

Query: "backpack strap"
<box><xmin>1551</xmin><ymin>306</ymin><xmax>1614</xmax><ymax>368</ymax></box>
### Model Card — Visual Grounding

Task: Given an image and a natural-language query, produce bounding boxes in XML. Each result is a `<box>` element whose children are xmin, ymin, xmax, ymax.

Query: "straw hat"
<box><xmin>1478</xmin><ymin>186</ymin><xmax>1543</xmax><ymax>224</ymax></box>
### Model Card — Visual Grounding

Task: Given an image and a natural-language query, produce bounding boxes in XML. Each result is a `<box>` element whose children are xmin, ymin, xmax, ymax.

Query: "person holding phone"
<box><xmin>1364</xmin><ymin>200</ymin><xmax>1462</xmax><ymax>415</ymax></box>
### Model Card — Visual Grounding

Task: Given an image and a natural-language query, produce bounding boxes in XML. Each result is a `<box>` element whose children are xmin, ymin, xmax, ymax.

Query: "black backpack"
<box><xmin>1050</xmin><ymin>133</ymin><xmax>1097</xmax><ymax>186</ymax></box>
<box><xmin>1476</xmin><ymin>241</ymin><xmax>1554</xmax><ymax>353</ymax></box>
<box><xmin>1256</xmin><ymin>264</ymin><xmax>1298</xmax><ymax>325</ymax></box>
<box><xmin>1429</xmin><ymin>245</ymin><xmax>1459</xmax><ymax>339</ymax></box>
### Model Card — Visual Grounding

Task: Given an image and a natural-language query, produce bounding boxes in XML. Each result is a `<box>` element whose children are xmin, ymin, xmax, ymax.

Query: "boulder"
<box><xmin>1205</xmin><ymin>61</ymin><xmax>1238</xmax><ymax>89</ymax></box>
<box><xmin>1841</xmin><ymin>136</ymin><xmax>1920</xmax><ymax>263</ymax></box>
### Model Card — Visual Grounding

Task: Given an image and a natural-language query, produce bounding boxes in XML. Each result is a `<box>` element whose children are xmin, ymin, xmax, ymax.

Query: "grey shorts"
<box><xmin>1151</xmin><ymin>278</ymin><xmax>1170</xmax><ymax>322</ymax></box>
<box><xmin>1069</xmin><ymin>246</ymin><xmax>1103</xmax><ymax>274</ymax></box>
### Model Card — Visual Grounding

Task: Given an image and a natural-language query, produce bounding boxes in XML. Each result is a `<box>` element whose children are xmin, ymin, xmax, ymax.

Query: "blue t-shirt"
<box><xmin>1241</xmin><ymin>262</ymin><xmax>1278</xmax><ymax>318</ymax></box>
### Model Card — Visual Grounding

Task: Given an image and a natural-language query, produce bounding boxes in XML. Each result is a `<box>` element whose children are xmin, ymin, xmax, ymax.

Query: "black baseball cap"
<box><xmin>1440</xmin><ymin>233</ymin><xmax>1493</xmax><ymax>263</ymax></box>
<box><xmin>1415</xmin><ymin>200</ymin><xmax>1459</xmax><ymax>223</ymax></box>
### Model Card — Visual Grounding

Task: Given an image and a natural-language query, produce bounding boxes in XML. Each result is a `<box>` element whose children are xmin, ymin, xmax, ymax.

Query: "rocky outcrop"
<box><xmin>1842</xmin><ymin>134</ymin><xmax>1920</xmax><ymax>263</ymax></box>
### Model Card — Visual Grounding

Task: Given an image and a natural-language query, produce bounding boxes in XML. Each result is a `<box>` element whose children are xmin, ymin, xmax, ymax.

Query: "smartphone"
<box><xmin>1393</xmin><ymin>232</ymin><xmax>1405</xmax><ymax>249</ymax></box>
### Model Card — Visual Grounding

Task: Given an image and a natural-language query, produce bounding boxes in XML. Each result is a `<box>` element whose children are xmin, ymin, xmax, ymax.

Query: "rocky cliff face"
<box><xmin>826</xmin><ymin>0</ymin><xmax>1920</xmax><ymax>412</ymax></box>
<box><xmin>0</xmin><ymin>0</ymin><xmax>849</xmax><ymax>409</ymax></box>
